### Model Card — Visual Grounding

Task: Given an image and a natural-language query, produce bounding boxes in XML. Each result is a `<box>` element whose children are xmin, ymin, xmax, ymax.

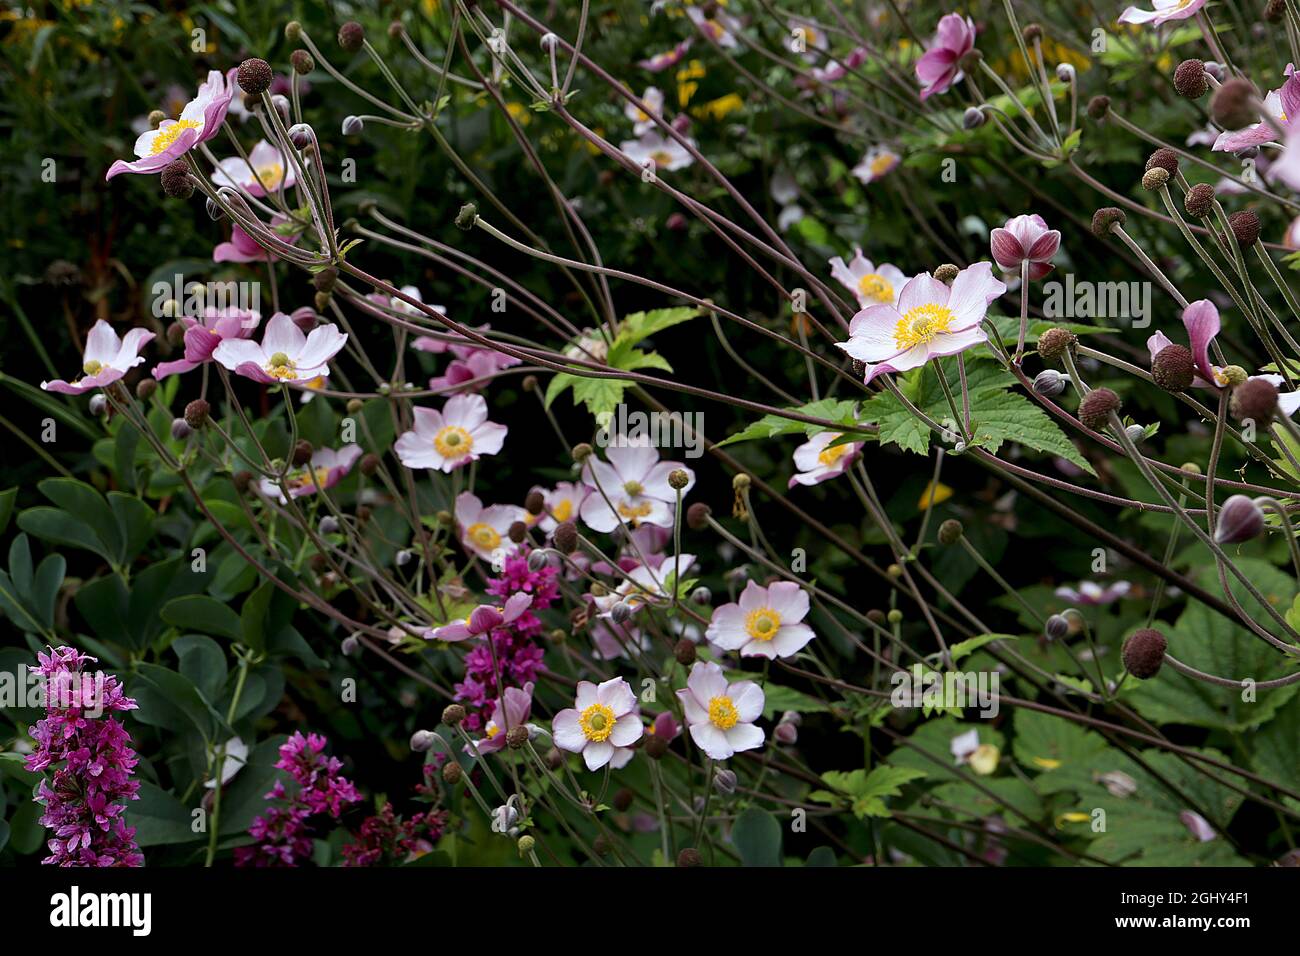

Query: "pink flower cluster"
<box><xmin>234</xmin><ymin>732</ymin><xmax>361</xmax><ymax>867</ymax></box>
<box><xmin>341</xmin><ymin>802</ymin><xmax>448</xmax><ymax>866</ymax></box>
<box><xmin>24</xmin><ymin>646</ymin><xmax>143</xmax><ymax>867</ymax></box>
<box><xmin>453</xmin><ymin>550</ymin><xmax>559</xmax><ymax>732</ymax></box>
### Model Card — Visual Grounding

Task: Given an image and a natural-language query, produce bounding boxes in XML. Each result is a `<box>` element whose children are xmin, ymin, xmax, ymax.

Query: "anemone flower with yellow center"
<box><xmin>707</xmin><ymin>580</ymin><xmax>817</xmax><ymax>659</ymax></box>
<box><xmin>790</xmin><ymin>431</ymin><xmax>864</xmax><ymax>488</ymax></box>
<box><xmin>836</xmin><ymin>262</ymin><xmax>1006</xmax><ymax>385</ymax></box>
<box><xmin>395</xmin><ymin>393</ymin><xmax>507</xmax><ymax>474</ymax></box>
<box><xmin>828</xmin><ymin>250</ymin><xmax>906</xmax><ymax>309</ymax></box>
<box><xmin>552</xmin><ymin>677</ymin><xmax>643</xmax><ymax>771</ymax></box>
<box><xmin>213</xmin><ymin>312</ymin><xmax>348</xmax><ymax>387</ymax></box>
<box><xmin>107</xmin><ymin>68</ymin><xmax>237</xmax><ymax>180</ymax></box>
<box><xmin>676</xmin><ymin>661</ymin><xmax>766</xmax><ymax>760</ymax></box>
<box><xmin>43</xmin><ymin>320</ymin><xmax>155</xmax><ymax>395</ymax></box>
<box><xmin>452</xmin><ymin>491</ymin><xmax>528</xmax><ymax>561</ymax></box>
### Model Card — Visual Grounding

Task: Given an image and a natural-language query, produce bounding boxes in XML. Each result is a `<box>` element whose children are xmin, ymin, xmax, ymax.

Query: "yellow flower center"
<box><xmin>893</xmin><ymin>303</ymin><xmax>955</xmax><ymax>350</ymax></box>
<box><xmin>148</xmin><ymin>119</ymin><xmax>201</xmax><ymax>156</ymax></box>
<box><xmin>617</xmin><ymin>500</ymin><xmax>654</xmax><ymax>524</ymax></box>
<box><xmin>266</xmin><ymin>351</ymin><xmax>297</xmax><ymax>380</ymax></box>
<box><xmin>552</xmin><ymin>499</ymin><xmax>573</xmax><ymax>522</ymax></box>
<box><xmin>708</xmin><ymin>695</ymin><xmax>739</xmax><ymax>731</ymax></box>
<box><xmin>817</xmin><ymin>439</ymin><xmax>851</xmax><ymax>467</ymax></box>
<box><xmin>623</xmin><ymin>480</ymin><xmax>644</xmax><ymax>496</ymax></box>
<box><xmin>484</xmin><ymin>721</ymin><xmax>501</xmax><ymax>738</ymax></box>
<box><xmin>857</xmin><ymin>272</ymin><xmax>894</xmax><ymax>303</ymax></box>
<box><xmin>650</xmin><ymin>150</ymin><xmax>674</xmax><ymax>166</ymax></box>
<box><xmin>82</xmin><ymin>359</ymin><xmax>104</xmax><ymax>376</ymax></box>
<box><xmin>254</xmin><ymin>162</ymin><xmax>285</xmax><ymax>189</ymax></box>
<box><xmin>870</xmin><ymin>154</ymin><xmax>895</xmax><ymax>176</ymax></box>
<box><xmin>289</xmin><ymin>466</ymin><xmax>331</xmax><ymax>491</ymax></box>
<box><xmin>467</xmin><ymin>522</ymin><xmax>501</xmax><ymax>551</ymax></box>
<box><xmin>579</xmin><ymin>702</ymin><xmax>616</xmax><ymax>742</ymax></box>
<box><xmin>744</xmin><ymin>607</ymin><xmax>781</xmax><ymax>642</ymax></box>
<box><xmin>434</xmin><ymin>425</ymin><xmax>473</xmax><ymax>459</ymax></box>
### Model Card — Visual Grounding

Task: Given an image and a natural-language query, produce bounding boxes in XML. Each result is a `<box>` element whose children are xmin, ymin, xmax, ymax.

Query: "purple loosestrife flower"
<box><xmin>234</xmin><ymin>732</ymin><xmax>361</xmax><ymax>868</ymax></box>
<box><xmin>25</xmin><ymin>646</ymin><xmax>143</xmax><ymax>867</ymax></box>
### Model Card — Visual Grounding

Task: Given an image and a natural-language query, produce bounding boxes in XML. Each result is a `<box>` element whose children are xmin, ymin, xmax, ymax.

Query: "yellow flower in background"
<box><xmin>505</xmin><ymin>101</ymin><xmax>531</xmax><ymax>126</ymax></box>
<box><xmin>918</xmin><ymin>481</ymin><xmax>953</xmax><ymax>509</ymax></box>
<box><xmin>1032</xmin><ymin>756</ymin><xmax>1062</xmax><ymax>770</ymax></box>
<box><xmin>1055</xmin><ymin>811</ymin><xmax>1092</xmax><ymax>829</ymax></box>
<box><xmin>676</xmin><ymin>59</ymin><xmax>706</xmax><ymax>107</ymax></box>
<box><xmin>692</xmin><ymin>93</ymin><xmax>743</xmax><ymax>122</ymax></box>
<box><xmin>995</xmin><ymin>37</ymin><xmax>1090</xmax><ymax>83</ymax></box>
<box><xmin>969</xmin><ymin>743</ymin><xmax>1000</xmax><ymax>776</ymax></box>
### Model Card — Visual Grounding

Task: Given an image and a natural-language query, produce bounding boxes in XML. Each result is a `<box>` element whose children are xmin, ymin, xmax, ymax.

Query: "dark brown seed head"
<box><xmin>1230</xmin><ymin>376</ymin><xmax>1279</xmax><ymax>424</ymax></box>
<box><xmin>1173</xmin><ymin>59</ymin><xmax>1208</xmax><ymax>98</ymax></box>
<box><xmin>359</xmin><ymin>452</ymin><xmax>380</xmax><ymax>476</ymax></box>
<box><xmin>1078</xmin><ymin>387</ymin><xmax>1121</xmax><ymax>431</ymax></box>
<box><xmin>338</xmin><ymin>21</ymin><xmax>365</xmax><ymax>52</ymax></box>
<box><xmin>1151</xmin><ymin>344</ymin><xmax>1196</xmax><ymax>392</ymax></box>
<box><xmin>1091</xmin><ymin>207</ymin><xmax>1127</xmax><ymax>238</ymax></box>
<box><xmin>1228</xmin><ymin>209</ymin><xmax>1261</xmax><ymax>247</ymax></box>
<box><xmin>1037</xmin><ymin>327</ymin><xmax>1079</xmax><ymax>363</ymax></box>
<box><xmin>552</xmin><ymin>520</ymin><xmax>579</xmax><ymax>554</ymax></box>
<box><xmin>183</xmin><ymin>399</ymin><xmax>210</xmax><ymax>429</ymax></box>
<box><xmin>290</xmin><ymin>49</ymin><xmax>315</xmax><ymax>75</ymax></box>
<box><xmin>1184</xmin><ymin>183</ymin><xmax>1217</xmax><ymax>218</ymax></box>
<box><xmin>236</xmin><ymin>58</ymin><xmax>273</xmax><ymax>96</ymax></box>
<box><xmin>160</xmin><ymin>159</ymin><xmax>195</xmax><ymax>199</ymax></box>
<box><xmin>507</xmin><ymin>521</ymin><xmax>527</xmax><ymax>544</ymax></box>
<box><xmin>686</xmin><ymin>501</ymin><xmax>712</xmax><ymax>530</ymax></box>
<box><xmin>291</xmin><ymin>439</ymin><xmax>313</xmax><ymax>466</ymax></box>
<box><xmin>442</xmin><ymin>703</ymin><xmax>467</xmax><ymax>725</ymax></box>
<box><xmin>677</xmin><ymin>848</ymin><xmax>702</xmax><ymax>867</ymax></box>
<box><xmin>1211</xmin><ymin>77</ymin><xmax>1258</xmax><ymax>131</ymax></box>
<box><xmin>932</xmin><ymin>263</ymin><xmax>960</xmax><ymax>283</ymax></box>
<box><xmin>1145</xmin><ymin>148</ymin><xmax>1180</xmax><ymax>176</ymax></box>
<box><xmin>1086</xmin><ymin>95</ymin><xmax>1110</xmax><ymax>120</ymax></box>
<box><xmin>674</xmin><ymin>638</ymin><xmax>697</xmax><ymax>666</ymax></box>
<box><xmin>1122</xmin><ymin>628</ymin><xmax>1167</xmax><ymax>679</ymax></box>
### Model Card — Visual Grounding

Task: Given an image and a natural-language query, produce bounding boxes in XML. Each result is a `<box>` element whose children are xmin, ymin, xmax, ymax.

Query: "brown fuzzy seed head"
<box><xmin>1184</xmin><ymin>183</ymin><xmax>1217</xmax><ymax>218</ymax></box>
<box><xmin>686</xmin><ymin>501</ymin><xmax>712</xmax><ymax>530</ymax></box>
<box><xmin>1022</xmin><ymin>23</ymin><xmax>1042</xmax><ymax>42</ymax></box>
<box><xmin>668</xmin><ymin>468</ymin><xmax>691</xmax><ymax>490</ymax></box>
<box><xmin>441</xmin><ymin>761</ymin><xmax>463</xmax><ymax>785</ymax></box>
<box><xmin>291</xmin><ymin>439</ymin><xmax>313</xmax><ymax>467</ymax></box>
<box><xmin>552</xmin><ymin>520</ymin><xmax>579</xmax><ymax>554</ymax></box>
<box><xmin>1212</xmin><ymin>78</ymin><xmax>1258</xmax><ymax>131</ymax></box>
<box><xmin>1086</xmin><ymin>95</ymin><xmax>1110</xmax><ymax>120</ymax></box>
<box><xmin>677</xmin><ymin>848</ymin><xmax>702</xmax><ymax>867</ymax></box>
<box><xmin>135</xmin><ymin>378</ymin><xmax>158</xmax><ymax>401</ymax></box>
<box><xmin>1173</xmin><ymin>58</ymin><xmax>1208</xmax><ymax>98</ymax></box>
<box><xmin>338</xmin><ymin>21</ymin><xmax>365</xmax><ymax>52</ymax></box>
<box><xmin>284</xmin><ymin>21</ymin><xmax>303</xmax><ymax>42</ymax></box>
<box><xmin>233</xmin><ymin>470</ymin><xmax>253</xmax><ymax>493</ymax></box>
<box><xmin>1091</xmin><ymin>206</ymin><xmax>1127</xmax><ymax>238</ymax></box>
<box><xmin>1141</xmin><ymin>168</ymin><xmax>1170</xmax><ymax>191</ymax></box>
<box><xmin>674</xmin><ymin>638</ymin><xmax>698</xmax><ymax>666</ymax></box>
<box><xmin>290</xmin><ymin>49</ymin><xmax>315</xmax><ymax>75</ymax></box>
<box><xmin>932</xmin><ymin>263</ymin><xmax>960</xmax><ymax>283</ymax></box>
<box><xmin>1230</xmin><ymin>377</ymin><xmax>1279</xmax><ymax>424</ymax></box>
<box><xmin>525</xmin><ymin>490</ymin><xmax>545</xmax><ymax>515</ymax></box>
<box><xmin>1037</xmin><ymin>327</ymin><xmax>1078</xmax><ymax>363</ymax></box>
<box><xmin>160</xmin><ymin>159</ymin><xmax>195</xmax><ymax>199</ymax></box>
<box><xmin>183</xmin><ymin>399</ymin><xmax>210</xmax><ymax>429</ymax></box>
<box><xmin>1078</xmin><ymin>387</ymin><xmax>1121</xmax><ymax>430</ymax></box>
<box><xmin>571</xmin><ymin>442</ymin><xmax>593</xmax><ymax>463</ymax></box>
<box><xmin>506</xmin><ymin>726</ymin><xmax>530</xmax><ymax>750</ymax></box>
<box><xmin>1122</xmin><ymin>628</ymin><xmax>1167</xmax><ymax>679</ymax></box>
<box><xmin>359</xmin><ymin>453</ymin><xmax>380</xmax><ymax>476</ymax></box>
<box><xmin>1228</xmin><ymin>210</ymin><xmax>1261</xmax><ymax>247</ymax></box>
<box><xmin>442</xmin><ymin>703</ymin><xmax>467</xmax><ymax>725</ymax></box>
<box><xmin>1145</xmin><ymin>148</ymin><xmax>1180</xmax><ymax>176</ymax></box>
<box><xmin>507</xmin><ymin>520</ymin><xmax>527</xmax><ymax>544</ymax></box>
<box><xmin>937</xmin><ymin>519</ymin><xmax>964</xmax><ymax>545</ymax></box>
<box><xmin>612</xmin><ymin>788</ymin><xmax>634</xmax><ymax>812</ymax></box>
<box><xmin>645</xmin><ymin>734</ymin><xmax>669</xmax><ymax>759</ymax></box>
<box><xmin>236</xmin><ymin>58</ymin><xmax>273</xmax><ymax>96</ymax></box>
<box><xmin>1151</xmin><ymin>344</ymin><xmax>1196</xmax><ymax>392</ymax></box>
<box><xmin>1266</xmin><ymin>0</ymin><xmax>1287</xmax><ymax>23</ymax></box>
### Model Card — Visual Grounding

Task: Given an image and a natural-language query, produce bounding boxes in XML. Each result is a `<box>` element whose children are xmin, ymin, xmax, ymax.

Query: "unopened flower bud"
<box><xmin>690</xmin><ymin>586</ymin><xmax>712</xmax><ymax>605</ymax></box>
<box><xmin>937</xmin><ymin>518</ymin><xmax>964</xmax><ymax>545</ymax></box>
<box><xmin>170</xmin><ymin>418</ymin><xmax>192</xmax><ymax>440</ymax></box>
<box><xmin>774</xmin><ymin>720</ymin><xmax>798</xmax><ymax>745</ymax></box>
<box><xmin>288</xmin><ymin>123</ymin><xmax>313</xmax><ymax>149</ymax></box>
<box><xmin>1045</xmin><ymin>613</ymin><xmax>1070</xmax><ymax>640</ymax></box>
<box><xmin>962</xmin><ymin>106</ymin><xmax>985</xmax><ymax>130</ymax></box>
<box><xmin>713</xmin><ymin>768</ymin><xmax>738</xmax><ymax>795</ymax></box>
<box><xmin>1033</xmin><ymin>368</ymin><xmax>1069</xmax><ymax>397</ymax></box>
<box><xmin>1214</xmin><ymin>494</ymin><xmax>1265</xmax><ymax>544</ymax></box>
<box><xmin>527</xmin><ymin>549</ymin><xmax>550</xmax><ymax>572</ymax></box>
<box><xmin>1055</xmin><ymin>63</ymin><xmax>1076</xmax><ymax>83</ymax></box>
<box><xmin>410</xmin><ymin>730</ymin><xmax>435</xmax><ymax>752</ymax></box>
<box><xmin>205</xmin><ymin>197</ymin><xmax>223</xmax><ymax>221</ymax></box>
<box><xmin>89</xmin><ymin>394</ymin><xmax>108</xmax><ymax>415</ymax></box>
<box><xmin>320</xmin><ymin>516</ymin><xmax>340</xmax><ymax>535</ymax></box>
<box><xmin>342</xmin><ymin>115</ymin><xmax>364</xmax><ymax>135</ymax></box>
<box><xmin>1124</xmin><ymin>423</ymin><xmax>1146</xmax><ymax>444</ymax></box>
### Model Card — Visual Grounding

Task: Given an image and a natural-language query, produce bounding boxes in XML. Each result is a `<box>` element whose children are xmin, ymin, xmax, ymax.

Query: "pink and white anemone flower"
<box><xmin>414</xmin><ymin>324</ymin><xmax>521</xmax><ymax>393</ymax></box>
<box><xmin>214</xmin><ymin>223</ymin><xmax>273</xmax><ymax>263</ymax></box>
<box><xmin>42</xmin><ymin>320</ymin><xmax>155</xmax><ymax>395</ymax></box>
<box><xmin>106</xmin><ymin>69</ymin><xmax>238</xmax><ymax>179</ymax></box>
<box><xmin>1146</xmin><ymin>298</ymin><xmax>1231</xmax><ymax>389</ymax></box>
<box><xmin>454</xmin><ymin>492</ymin><xmax>528</xmax><ymax>561</ymax></box>
<box><xmin>676</xmin><ymin>661</ymin><xmax>765</xmax><ymax>761</ymax></box>
<box><xmin>394</xmin><ymin>393</ymin><xmax>508</xmax><ymax>472</ymax></box>
<box><xmin>153</xmin><ymin>308</ymin><xmax>260</xmax><ymax>380</ymax></box>
<box><xmin>637</xmin><ymin>39</ymin><xmax>692</xmax><ymax>73</ymax></box>
<box><xmin>427</xmin><ymin>592</ymin><xmax>533</xmax><ymax>643</ymax></box>
<box><xmin>212</xmin><ymin>311</ymin><xmax>347</xmax><ymax>385</ymax></box>
<box><xmin>789</xmin><ymin>431</ymin><xmax>863</xmax><ymax>488</ymax></box>
<box><xmin>579</xmin><ymin>442</ymin><xmax>695</xmax><ymax>532</ymax></box>
<box><xmin>1267</xmin><ymin>118</ymin><xmax>1300</xmax><ymax>191</ymax></box>
<box><xmin>620</xmin><ymin>131</ymin><xmax>695</xmax><ymax>172</ymax></box>
<box><xmin>532</xmin><ymin>481</ymin><xmax>590</xmax><ymax>533</ymax></box>
<box><xmin>212</xmin><ymin>139</ymin><xmax>297</xmax><ymax>196</ymax></box>
<box><xmin>257</xmin><ymin>444</ymin><xmax>363</xmax><ymax>502</ymax></box>
<box><xmin>552</xmin><ymin>678</ymin><xmax>642</xmax><ymax>771</ymax></box>
<box><xmin>836</xmin><ymin>262</ymin><xmax>1007</xmax><ymax>384</ymax></box>
<box><xmin>915</xmin><ymin>13</ymin><xmax>975</xmax><ymax>101</ymax></box>
<box><xmin>851</xmin><ymin>145</ymin><xmax>901</xmax><ymax>184</ymax></box>
<box><xmin>1118</xmin><ymin>0</ymin><xmax>1207</xmax><ymax>29</ymax></box>
<box><xmin>990</xmin><ymin>214</ymin><xmax>1062</xmax><ymax>281</ymax></box>
<box><xmin>1213</xmin><ymin>65</ymin><xmax>1300</xmax><ymax>152</ymax></box>
<box><xmin>465</xmin><ymin>682</ymin><xmax>536</xmax><ymax>757</ymax></box>
<box><xmin>1053</xmin><ymin>580</ymin><xmax>1133</xmax><ymax>606</ymax></box>
<box><xmin>624</xmin><ymin>86</ymin><xmax>665</xmax><ymax>135</ymax></box>
<box><xmin>706</xmin><ymin>580</ymin><xmax>817</xmax><ymax>660</ymax></box>
<box><xmin>687</xmin><ymin>7</ymin><xmax>741</xmax><ymax>49</ymax></box>
<box><xmin>829</xmin><ymin>249</ymin><xmax>907</xmax><ymax>308</ymax></box>
<box><xmin>592</xmin><ymin>552</ymin><xmax>697</xmax><ymax>616</ymax></box>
